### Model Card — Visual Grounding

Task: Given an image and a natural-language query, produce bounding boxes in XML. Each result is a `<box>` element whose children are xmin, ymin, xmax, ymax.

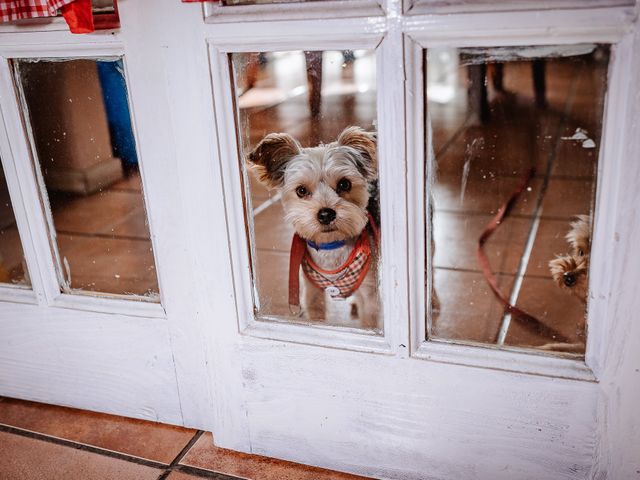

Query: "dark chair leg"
<box><xmin>533</xmin><ymin>59</ymin><xmax>546</xmax><ymax>108</ymax></box>
<box><xmin>304</xmin><ymin>51</ymin><xmax>323</xmax><ymax>119</ymax></box>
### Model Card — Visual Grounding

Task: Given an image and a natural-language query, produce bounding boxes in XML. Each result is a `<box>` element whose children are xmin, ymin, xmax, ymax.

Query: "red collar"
<box><xmin>288</xmin><ymin>213</ymin><xmax>379</xmax><ymax>311</ymax></box>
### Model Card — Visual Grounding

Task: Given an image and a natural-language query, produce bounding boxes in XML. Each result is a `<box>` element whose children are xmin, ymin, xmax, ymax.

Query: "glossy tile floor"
<box><xmin>0</xmin><ymin>396</ymin><xmax>369</xmax><ymax>480</ymax></box>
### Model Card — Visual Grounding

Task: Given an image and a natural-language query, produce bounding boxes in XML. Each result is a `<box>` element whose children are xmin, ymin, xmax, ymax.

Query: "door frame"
<box><xmin>0</xmin><ymin>1</ymin><xmax>637</xmax><ymax>478</ymax></box>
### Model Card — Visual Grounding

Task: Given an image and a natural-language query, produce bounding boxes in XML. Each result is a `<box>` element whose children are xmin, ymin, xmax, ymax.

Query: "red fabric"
<box><xmin>61</xmin><ymin>0</ymin><xmax>93</xmax><ymax>33</ymax></box>
<box><xmin>289</xmin><ymin>213</ymin><xmax>379</xmax><ymax>309</ymax></box>
<box><xmin>477</xmin><ymin>167</ymin><xmax>569</xmax><ymax>344</ymax></box>
<box><xmin>0</xmin><ymin>0</ymin><xmax>72</xmax><ymax>22</ymax></box>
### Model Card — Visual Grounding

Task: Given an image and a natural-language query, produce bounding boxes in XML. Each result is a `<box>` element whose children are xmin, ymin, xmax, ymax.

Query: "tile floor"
<box><xmin>0</xmin><ymin>396</ymin><xmax>370</xmax><ymax>480</ymax></box>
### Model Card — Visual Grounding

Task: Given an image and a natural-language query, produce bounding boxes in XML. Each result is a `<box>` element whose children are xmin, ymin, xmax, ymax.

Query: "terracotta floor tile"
<box><xmin>0</xmin><ymin>431</ymin><xmax>162</xmax><ymax>480</ymax></box>
<box><xmin>180</xmin><ymin>432</ymin><xmax>369</xmax><ymax>480</ymax></box>
<box><xmin>541</xmin><ymin>177</ymin><xmax>595</xmax><ymax>220</ymax></box>
<box><xmin>0</xmin><ymin>397</ymin><xmax>196</xmax><ymax>464</ymax></box>
<box><xmin>433</xmin><ymin>173</ymin><xmax>541</xmax><ymax>217</ymax></box>
<box><xmin>525</xmin><ymin>218</ymin><xmax>578</xmax><ymax>278</ymax></box>
<box><xmin>110</xmin><ymin>171</ymin><xmax>143</xmax><ymax>192</ymax></box>
<box><xmin>50</xmin><ymin>190</ymin><xmax>148</xmax><ymax>238</ymax></box>
<box><xmin>166</xmin><ymin>472</ymin><xmax>205</xmax><ymax>480</ymax></box>
<box><xmin>247</xmin><ymin>168</ymin><xmax>274</xmax><ymax>205</ymax></box>
<box><xmin>505</xmin><ymin>276</ymin><xmax>586</xmax><ymax>350</ymax></box>
<box><xmin>253</xmin><ymin>201</ymin><xmax>293</xmax><ymax>253</ymax></box>
<box><xmin>56</xmin><ymin>234</ymin><xmax>158</xmax><ymax>296</ymax></box>
<box><xmin>431</xmin><ymin>269</ymin><xmax>515</xmax><ymax>344</ymax></box>
<box><xmin>433</xmin><ymin>211</ymin><xmax>530</xmax><ymax>275</ymax></box>
<box><xmin>0</xmin><ymin>225</ymin><xmax>28</xmax><ymax>286</ymax></box>
<box><xmin>551</xmin><ymin>135</ymin><xmax>598</xmax><ymax>180</ymax></box>
<box><xmin>254</xmin><ymin>249</ymin><xmax>290</xmax><ymax>317</ymax></box>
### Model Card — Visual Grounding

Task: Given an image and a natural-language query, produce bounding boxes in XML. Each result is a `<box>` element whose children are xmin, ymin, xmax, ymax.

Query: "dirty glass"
<box><xmin>222</xmin><ymin>0</ymin><xmax>314</xmax><ymax>5</ymax></box>
<box><xmin>230</xmin><ymin>49</ymin><xmax>381</xmax><ymax>332</ymax></box>
<box><xmin>426</xmin><ymin>44</ymin><xmax>609</xmax><ymax>355</ymax></box>
<box><xmin>14</xmin><ymin>58</ymin><xmax>159</xmax><ymax>300</ymax></box>
<box><xmin>91</xmin><ymin>0</ymin><xmax>116</xmax><ymax>13</ymax></box>
<box><xmin>0</xmin><ymin>161</ymin><xmax>29</xmax><ymax>287</ymax></box>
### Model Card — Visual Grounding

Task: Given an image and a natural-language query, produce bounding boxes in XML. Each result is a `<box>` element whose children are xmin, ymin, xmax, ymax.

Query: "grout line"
<box><xmin>434</xmin><ymin>265</ymin><xmax>553</xmax><ymax>281</ymax></box>
<box><xmin>156</xmin><ymin>430</ymin><xmax>205</xmax><ymax>480</ymax></box>
<box><xmin>495</xmin><ymin>63</ymin><xmax>584</xmax><ymax>345</ymax></box>
<box><xmin>55</xmin><ymin>230</ymin><xmax>150</xmax><ymax>242</ymax></box>
<box><xmin>156</xmin><ymin>430</ymin><xmax>248</xmax><ymax>480</ymax></box>
<box><xmin>436</xmin><ymin>208</ymin><xmax>583</xmax><ymax>222</ymax></box>
<box><xmin>171</xmin><ymin>464</ymin><xmax>248</xmax><ymax>480</ymax></box>
<box><xmin>0</xmin><ymin>423</ymin><xmax>167</xmax><ymax>470</ymax></box>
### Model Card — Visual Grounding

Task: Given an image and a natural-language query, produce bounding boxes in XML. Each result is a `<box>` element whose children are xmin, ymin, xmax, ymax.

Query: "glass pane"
<box><xmin>14</xmin><ymin>58</ymin><xmax>159</xmax><ymax>300</ymax></box>
<box><xmin>426</xmin><ymin>44</ymin><xmax>609</xmax><ymax>355</ymax></box>
<box><xmin>222</xmin><ymin>0</ymin><xmax>314</xmax><ymax>5</ymax></box>
<box><xmin>0</xmin><ymin>161</ymin><xmax>29</xmax><ymax>286</ymax></box>
<box><xmin>91</xmin><ymin>0</ymin><xmax>116</xmax><ymax>14</ymax></box>
<box><xmin>231</xmin><ymin>50</ymin><xmax>381</xmax><ymax>332</ymax></box>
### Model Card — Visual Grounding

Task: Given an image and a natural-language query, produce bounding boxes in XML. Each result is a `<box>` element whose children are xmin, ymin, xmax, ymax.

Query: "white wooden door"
<box><xmin>1</xmin><ymin>2</ymin><xmax>639</xmax><ymax>479</ymax></box>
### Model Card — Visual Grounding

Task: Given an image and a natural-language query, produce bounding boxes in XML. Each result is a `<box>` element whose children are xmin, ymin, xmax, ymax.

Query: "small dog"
<box><xmin>248</xmin><ymin>126</ymin><xmax>380</xmax><ymax>329</ymax></box>
<box><xmin>549</xmin><ymin>215</ymin><xmax>591</xmax><ymax>304</ymax></box>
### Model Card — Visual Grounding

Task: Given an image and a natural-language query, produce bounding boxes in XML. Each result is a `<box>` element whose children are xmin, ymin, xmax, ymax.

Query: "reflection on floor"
<box><xmin>47</xmin><ymin>170</ymin><xmax>158</xmax><ymax>298</ymax></box>
<box><xmin>430</xmin><ymin>53</ymin><xmax>606</xmax><ymax>353</ymax></box>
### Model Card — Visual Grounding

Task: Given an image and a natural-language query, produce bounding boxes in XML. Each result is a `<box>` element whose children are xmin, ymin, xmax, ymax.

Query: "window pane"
<box><xmin>222</xmin><ymin>0</ymin><xmax>314</xmax><ymax>5</ymax></box>
<box><xmin>14</xmin><ymin>58</ymin><xmax>158</xmax><ymax>300</ymax></box>
<box><xmin>426</xmin><ymin>45</ymin><xmax>609</xmax><ymax>355</ymax></box>
<box><xmin>0</xmin><ymin>161</ymin><xmax>29</xmax><ymax>286</ymax></box>
<box><xmin>231</xmin><ymin>50</ymin><xmax>381</xmax><ymax>332</ymax></box>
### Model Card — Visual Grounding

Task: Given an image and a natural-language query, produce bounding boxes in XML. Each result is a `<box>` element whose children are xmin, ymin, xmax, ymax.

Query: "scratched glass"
<box><xmin>0</xmin><ymin>160</ymin><xmax>30</xmax><ymax>287</ymax></box>
<box><xmin>426</xmin><ymin>45</ymin><xmax>609</xmax><ymax>355</ymax></box>
<box><xmin>222</xmin><ymin>0</ymin><xmax>313</xmax><ymax>5</ymax></box>
<box><xmin>14</xmin><ymin>58</ymin><xmax>159</xmax><ymax>300</ymax></box>
<box><xmin>230</xmin><ymin>49</ymin><xmax>382</xmax><ymax>332</ymax></box>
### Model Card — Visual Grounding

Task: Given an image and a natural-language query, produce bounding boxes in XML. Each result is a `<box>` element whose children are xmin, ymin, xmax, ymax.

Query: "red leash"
<box><xmin>477</xmin><ymin>167</ymin><xmax>569</xmax><ymax>343</ymax></box>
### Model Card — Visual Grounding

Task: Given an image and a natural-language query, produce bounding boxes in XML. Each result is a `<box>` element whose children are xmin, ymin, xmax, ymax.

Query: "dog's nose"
<box><xmin>563</xmin><ymin>272</ymin><xmax>577</xmax><ymax>287</ymax></box>
<box><xmin>317</xmin><ymin>208</ymin><xmax>336</xmax><ymax>225</ymax></box>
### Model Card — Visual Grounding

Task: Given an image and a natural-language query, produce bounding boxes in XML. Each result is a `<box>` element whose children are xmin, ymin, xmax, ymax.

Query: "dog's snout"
<box><xmin>563</xmin><ymin>272</ymin><xmax>577</xmax><ymax>287</ymax></box>
<box><xmin>317</xmin><ymin>208</ymin><xmax>336</xmax><ymax>225</ymax></box>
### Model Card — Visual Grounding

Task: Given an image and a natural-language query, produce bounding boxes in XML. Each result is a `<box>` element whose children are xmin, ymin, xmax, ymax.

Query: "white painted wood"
<box><xmin>592</xmin><ymin>24</ymin><xmax>640</xmax><ymax>479</ymax></box>
<box><xmin>405</xmin><ymin>0</ymin><xmax>635</xmax><ymax>16</ymax></box>
<box><xmin>202</xmin><ymin>17</ymin><xmax>386</xmax><ymax>51</ymax></box>
<box><xmin>0</xmin><ymin>301</ymin><xmax>182</xmax><ymax>424</ymax></box>
<box><xmin>0</xmin><ymin>2</ymin><xmax>638</xmax><ymax>479</ymax></box>
<box><xmin>405</xmin><ymin>7</ymin><xmax>635</xmax><ymax>47</ymax></box>
<box><xmin>0</xmin><ymin>58</ymin><xmax>61</xmax><ymax>305</ymax></box>
<box><xmin>403</xmin><ymin>29</ymin><xmax>612</xmax><ymax>380</ymax></box>
<box><xmin>0</xmin><ymin>286</ymin><xmax>36</xmax><ymax>305</ymax></box>
<box><xmin>208</xmin><ymin>29</ymin><xmax>400</xmax><ymax>354</ymax></box>
<box><xmin>202</xmin><ymin>0</ymin><xmax>384</xmax><ymax>23</ymax></box>
<box><xmin>239</xmin><ymin>337</ymin><xmax>598</xmax><ymax>480</ymax></box>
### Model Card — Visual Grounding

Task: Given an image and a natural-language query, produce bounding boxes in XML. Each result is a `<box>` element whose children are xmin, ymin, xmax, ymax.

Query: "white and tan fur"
<box><xmin>549</xmin><ymin>214</ymin><xmax>592</xmax><ymax>304</ymax></box>
<box><xmin>248</xmin><ymin>126</ymin><xmax>380</xmax><ymax>329</ymax></box>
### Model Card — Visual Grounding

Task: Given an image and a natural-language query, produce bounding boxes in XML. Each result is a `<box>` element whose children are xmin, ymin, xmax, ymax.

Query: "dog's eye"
<box><xmin>578</xmin><ymin>249</ymin><xmax>584</xmax><ymax>256</ymax></box>
<box><xmin>336</xmin><ymin>178</ymin><xmax>352</xmax><ymax>193</ymax></box>
<box><xmin>295</xmin><ymin>185</ymin><xmax>309</xmax><ymax>198</ymax></box>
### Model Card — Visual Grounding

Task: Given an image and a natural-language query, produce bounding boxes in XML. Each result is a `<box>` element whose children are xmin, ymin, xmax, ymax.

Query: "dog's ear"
<box><xmin>337</xmin><ymin>126</ymin><xmax>377</xmax><ymax>181</ymax></box>
<box><xmin>247</xmin><ymin>133</ymin><xmax>301</xmax><ymax>189</ymax></box>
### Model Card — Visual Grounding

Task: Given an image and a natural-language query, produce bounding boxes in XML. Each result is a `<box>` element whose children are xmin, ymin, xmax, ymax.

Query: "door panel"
<box><xmin>0</xmin><ymin>2</ymin><xmax>638</xmax><ymax>479</ymax></box>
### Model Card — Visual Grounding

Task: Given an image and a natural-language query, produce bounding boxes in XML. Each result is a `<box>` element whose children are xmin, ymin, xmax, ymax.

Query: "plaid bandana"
<box><xmin>0</xmin><ymin>0</ymin><xmax>72</xmax><ymax>22</ymax></box>
<box><xmin>288</xmin><ymin>214</ymin><xmax>379</xmax><ymax>308</ymax></box>
<box><xmin>301</xmin><ymin>231</ymin><xmax>372</xmax><ymax>299</ymax></box>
